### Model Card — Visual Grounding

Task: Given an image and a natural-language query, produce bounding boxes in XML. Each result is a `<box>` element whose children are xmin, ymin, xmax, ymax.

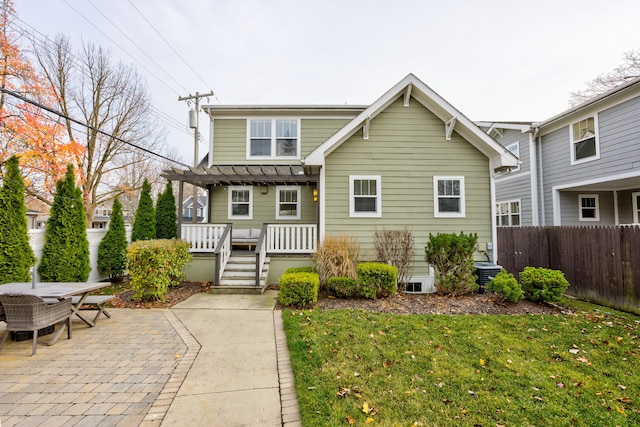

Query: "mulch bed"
<box><xmin>109</xmin><ymin>282</ymin><xmax>565</xmax><ymax>315</ymax></box>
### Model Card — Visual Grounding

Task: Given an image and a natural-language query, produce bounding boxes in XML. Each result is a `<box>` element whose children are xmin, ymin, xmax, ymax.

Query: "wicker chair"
<box><xmin>0</xmin><ymin>294</ymin><xmax>72</xmax><ymax>356</ymax></box>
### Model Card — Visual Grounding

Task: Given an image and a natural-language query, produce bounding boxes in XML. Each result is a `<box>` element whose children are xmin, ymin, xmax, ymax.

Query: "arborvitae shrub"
<box><xmin>155</xmin><ymin>181</ymin><xmax>177</xmax><ymax>239</ymax></box>
<box><xmin>0</xmin><ymin>156</ymin><xmax>37</xmax><ymax>283</ymax></box>
<box><xmin>131</xmin><ymin>178</ymin><xmax>155</xmax><ymax>242</ymax></box>
<box><xmin>38</xmin><ymin>164</ymin><xmax>90</xmax><ymax>282</ymax></box>
<box><xmin>97</xmin><ymin>197</ymin><xmax>128</xmax><ymax>279</ymax></box>
<box><xmin>424</xmin><ymin>232</ymin><xmax>478</xmax><ymax>296</ymax></box>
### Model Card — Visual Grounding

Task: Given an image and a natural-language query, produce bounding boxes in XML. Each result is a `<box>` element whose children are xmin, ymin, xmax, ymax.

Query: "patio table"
<box><xmin>0</xmin><ymin>282</ymin><xmax>112</xmax><ymax>328</ymax></box>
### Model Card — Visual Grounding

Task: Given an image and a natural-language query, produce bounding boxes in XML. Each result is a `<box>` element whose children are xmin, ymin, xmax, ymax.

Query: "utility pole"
<box><xmin>178</xmin><ymin>91</ymin><xmax>214</xmax><ymax>224</ymax></box>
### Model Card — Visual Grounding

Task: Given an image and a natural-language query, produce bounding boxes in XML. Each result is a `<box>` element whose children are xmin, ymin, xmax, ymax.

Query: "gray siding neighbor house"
<box><xmin>481</xmin><ymin>76</ymin><xmax>640</xmax><ymax>227</ymax></box>
<box><xmin>163</xmin><ymin>74</ymin><xmax>517</xmax><ymax>292</ymax></box>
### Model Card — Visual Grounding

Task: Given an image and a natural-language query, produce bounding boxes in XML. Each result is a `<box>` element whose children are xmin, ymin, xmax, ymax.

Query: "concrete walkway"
<box><xmin>0</xmin><ymin>291</ymin><xmax>301</xmax><ymax>427</ymax></box>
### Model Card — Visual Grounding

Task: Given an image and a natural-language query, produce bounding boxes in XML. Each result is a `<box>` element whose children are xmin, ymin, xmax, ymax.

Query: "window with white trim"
<box><xmin>350</xmin><ymin>176</ymin><xmax>381</xmax><ymax>217</ymax></box>
<box><xmin>496</xmin><ymin>200</ymin><xmax>521</xmax><ymax>226</ymax></box>
<box><xmin>632</xmin><ymin>192</ymin><xmax>640</xmax><ymax>224</ymax></box>
<box><xmin>434</xmin><ymin>176</ymin><xmax>465</xmax><ymax>217</ymax></box>
<box><xmin>571</xmin><ymin>116</ymin><xmax>599</xmax><ymax>164</ymax></box>
<box><xmin>247</xmin><ymin>119</ymin><xmax>299</xmax><ymax>159</ymax></box>
<box><xmin>505</xmin><ymin>141</ymin><xmax>520</xmax><ymax>172</ymax></box>
<box><xmin>578</xmin><ymin>194</ymin><xmax>599</xmax><ymax>221</ymax></box>
<box><xmin>228</xmin><ymin>186</ymin><xmax>253</xmax><ymax>219</ymax></box>
<box><xmin>276</xmin><ymin>186</ymin><xmax>301</xmax><ymax>220</ymax></box>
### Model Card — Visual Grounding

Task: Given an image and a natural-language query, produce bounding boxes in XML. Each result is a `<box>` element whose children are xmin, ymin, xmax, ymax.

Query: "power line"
<box><xmin>1</xmin><ymin>86</ymin><xmax>190</xmax><ymax>168</ymax></box>
<box><xmin>127</xmin><ymin>0</ymin><xmax>214</xmax><ymax>92</ymax></box>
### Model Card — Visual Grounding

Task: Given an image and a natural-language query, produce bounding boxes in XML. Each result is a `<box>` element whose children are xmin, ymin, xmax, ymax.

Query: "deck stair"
<box><xmin>211</xmin><ymin>253</ymin><xmax>270</xmax><ymax>294</ymax></box>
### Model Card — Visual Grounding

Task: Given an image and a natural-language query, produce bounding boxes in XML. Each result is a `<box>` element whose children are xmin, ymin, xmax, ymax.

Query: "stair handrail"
<box><xmin>214</xmin><ymin>223</ymin><xmax>233</xmax><ymax>286</ymax></box>
<box><xmin>254</xmin><ymin>223</ymin><xmax>268</xmax><ymax>287</ymax></box>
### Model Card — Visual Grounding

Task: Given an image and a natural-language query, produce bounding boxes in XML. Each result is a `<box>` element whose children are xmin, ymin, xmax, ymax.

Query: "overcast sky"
<box><xmin>16</xmin><ymin>0</ymin><xmax>640</xmax><ymax>164</ymax></box>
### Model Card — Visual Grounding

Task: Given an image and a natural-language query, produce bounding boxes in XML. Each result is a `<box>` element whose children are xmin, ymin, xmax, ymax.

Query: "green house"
<box><xmin>162</xmin><ymin>74</ymin><xmax>517</xmax><ymax>293</ymax></box>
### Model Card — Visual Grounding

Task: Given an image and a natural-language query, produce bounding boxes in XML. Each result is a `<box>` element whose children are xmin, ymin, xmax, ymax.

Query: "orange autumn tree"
<box><xmin>0</xmin><ymin>0</ymin><xmax>84</xmax><ymax>204</ymax></box>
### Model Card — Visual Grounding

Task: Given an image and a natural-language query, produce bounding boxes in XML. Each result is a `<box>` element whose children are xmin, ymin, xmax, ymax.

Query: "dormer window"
<box><xmin>571</xmin><ymin>116</ymin><xmax>599</xmax><ymax>164</ymax></box>
<box><xmin>247</xmin><ymin>119</ymin><xmax>299</xmax><ymax>159</ymax></box>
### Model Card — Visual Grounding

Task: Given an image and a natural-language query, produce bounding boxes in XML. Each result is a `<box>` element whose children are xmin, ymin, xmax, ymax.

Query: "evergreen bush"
<box><xmin>278</xmin><ymin>272</ymin><xmax>320</xmax><ymax>307</ymax></box>
<box><xmin>0</xmin><ymin>156</ymin><xmax>37</xmax><ymax>283</ymax></box>
<box><xmin>284</xmin><ymin>266</ymin><xmax>316</xmax><ymax>274</ymax></box>
<box><xmin>327</xmin><ymin>276</ymin><xmax>357</xmax><ymax>298</ymax></box>
<box><xmin>357</xmin><ymin>262</ymin><xmax>398</xmax><ymax>299</ymax></box>
<box><xmin>519</xmin><ymin>266</ymin><xmax>570</xmax><ymax>302</ymax></box>
<box><xmin>131</xmin><ymin>178</ymin><xmax>155</xmax><ymax>242</ymax></box>
<box><xmin>424</xmin><ymin>232</ymin><xmax>478</xmax><ymax>296</ymax></box>
<box><xmin>97</xmin><ymin>197</ymin><xmax>128</xmax><ymax>279</ymax></box>
<box><xmin>486</xmin><ymin>269</ymin><xmax>523</xmax><ymax>302</ymax></box>
<box><xmin>155</xmin><ymin>181</ymin><xmax>177</xmax><ymax>239</ymax></box>
<box><xmin>38</xmin><ymin>164</ymin><xmax>90</xmax><ymax>282</ymax></box>
<box><xmin>126</xmin><ymin>239</ymin><xmax>191</xmax><ymax>301</ymax></box>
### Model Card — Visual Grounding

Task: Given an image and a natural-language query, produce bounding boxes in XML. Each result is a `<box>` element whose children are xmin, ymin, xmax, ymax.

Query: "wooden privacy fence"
<box><xmin>497</xmin><ymin>226</ymin><xmax>640</xmax><ymax>314</ymax></box>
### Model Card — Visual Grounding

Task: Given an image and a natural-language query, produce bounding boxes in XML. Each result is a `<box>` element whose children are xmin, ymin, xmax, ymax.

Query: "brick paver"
<box><xmin>0</xmin><ymin>309</ymin><xmax>199</xmax><ymax>427</ymax></box>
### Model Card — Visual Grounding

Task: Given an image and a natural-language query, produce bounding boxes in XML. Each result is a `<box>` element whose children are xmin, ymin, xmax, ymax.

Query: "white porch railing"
<box><xmin>181</xmin><ymin>224</ymin><xmax>227</xmax><ymax>252</ymax></box>
<box><xmin>267</xmin><ymin>224</ymin><xmax>317</xmax><ymax>253</ymax></box>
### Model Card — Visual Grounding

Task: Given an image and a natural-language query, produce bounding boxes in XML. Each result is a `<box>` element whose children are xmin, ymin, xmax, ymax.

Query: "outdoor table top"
<box><xmin>0</xmin><ymin>282</ymin><xmax>111</xmax><ymax>298</ymax></box>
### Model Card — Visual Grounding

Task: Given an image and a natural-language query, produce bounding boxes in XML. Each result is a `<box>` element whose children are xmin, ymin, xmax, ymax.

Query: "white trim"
<box><xmin>495</xmin><ymin>170</ymin><xmax>531</xmax><ymax>182</ymax></box>
<box><xmin>246</xmin><ymin>118</ymin><xmax>301</xmax><ymax>160</ymax></box>
<box><xmin>569</xmin><ymin>114</ymin><xmax>600</xmax><ymax>165</ymax></box>
<box><xmin>433</xmin><ymin>176</ymin><xmax>465</xmax><ymax>218</ymax></box>
<box><xmin>319</xmin><ymin>167</ymin><xmax>326</xmax><ymax>240</ymax></box>
<box><xmin>349</xmin><ymin>175</ymin><xmax>382</xmax><ymax>218</ymax></box>
<box><xmin>578</xmin><ymin>194</ymin><xmax>600</xmax><ymax>222</ymax></box>
<box><xmin>552</xmin><ymin>169</ymin><xmax>640</xmax><ymax>191</ymax></box>
<box><xmin>404</xmin><ymin>275</ymin><xmax>435</xmax><ymax>294</ymax></box>
<box><xmin>505</xmin><ymin>141</ymin><xmax>520</xmax><ymax>172</ymax></box>
<box><xmin>275</xmin><ymin>185</ymin><xmax>301</xmax><ymax>220</ymax></box>
<box><xmin>529</xmin><ymin>134</ymin><xmax>539</xmax><ymax>226</ymax></box>
<box><xmin>552</xmin><ymin>188</ymin><xmax>561</xmax><ymax>225</ymax></box>
<box><xmin>228</xmin><ymin>186</ymin><xmax>253</xmax><ymax>220</ymax></box>
<box><xmin>633</xmin><ymin>192</ymin><xmax>640</xmax><ymax>224</ymax></box>
<box><xmin>489</xmin><ymin>169</ymin><xmax>497</xmax><ymax>262</ymax></box>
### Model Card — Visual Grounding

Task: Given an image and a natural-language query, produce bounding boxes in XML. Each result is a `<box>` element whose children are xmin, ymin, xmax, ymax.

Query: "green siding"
<box><xmin>212</xmin><ymin>118</ymin><xmax>349</xmax><ymax>163</ymax></box>
<box><xmin>324</xmin><ymin>96</ymin><xmax>492</xmax><ymax>275</ymax></box>
<box><xmin>208</xmin><ymin>184</ymin><xmax>317</xmax><ymax>227</ymax></box>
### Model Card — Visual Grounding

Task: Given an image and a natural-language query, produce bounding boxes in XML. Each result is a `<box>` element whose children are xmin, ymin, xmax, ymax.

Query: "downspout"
<box><xmin>536</xmin><ymin>128</ymin><xmax>546</xmax><ymax>226</ymax></box>
<box><xmin>489</xmin><ymin>161</ymin><xmax>497</xmax><ymax>263</ymax></box>
<box><xmin>529</xmin><ymin>128</ymin><xmax>539</xmax><ymax>226</ymax></box>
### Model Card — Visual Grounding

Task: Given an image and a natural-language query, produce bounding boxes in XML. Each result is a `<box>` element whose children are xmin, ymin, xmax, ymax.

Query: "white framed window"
<box><xmin>434</xmin><ymin>176</ymin><xmax>465</xmax><ymax>218</ymax></box>
<box><xmin>349</xmin><ymin>175</ymin><xmax>382</xmax><ymax>217</ymax></box>
<box><xmin>228</xmin><ymin>186</ymin><xmax>253</xmax><ymax>219</ymax></box>
<box><xmin>505</xmin><ymin>141</ymin><xmax>520</xmax><ymax>172</ymax></box>
<box><xmin>632</xmin><ymin>192</ymin><xmax>640</xmax><ymax>224</ymax></box>
<box><xmin>496</xmin><ymin>199</ymin><xmax>521</xmax><ymax>226</ymax></box>
<box><xmin>570</xmin><ymin>116</ymin><xmax>599</xmax><ymax>164</ymax></box>
<box><xmin>247</xmin><ymin>119</ymin><xmax>299</xmax><ymax>159</ymax></box>
<box><xmin>276</xmin><ymin>186</ymin><xmax>301</xmax><ymax>220</ymax></box>
<box><xmin>578</xmin><ymin>194</ymin><xmax>599</xmax><ymax>221</ymax></box>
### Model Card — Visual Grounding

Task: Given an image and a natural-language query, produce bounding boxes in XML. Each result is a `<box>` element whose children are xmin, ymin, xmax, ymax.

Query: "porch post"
<box><xmin>177</xmin><ymin>180</ymin><xmax>184</xmax><ymax>238</ymax></box>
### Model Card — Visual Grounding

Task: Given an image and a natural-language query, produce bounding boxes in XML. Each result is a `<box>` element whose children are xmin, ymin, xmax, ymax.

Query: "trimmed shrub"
<box><xmin>284</xmin><ymin>266</ymin><xmax>317</xmax><ymax>274</ymax></box>
<box><xmin>0</xmin><ymin>156</ymin><xmax>37</xmax><ymax>283</ymax></box>
<box><xmin>38</xmin><ymin>164</ymin><xmax>90</xmax><ymax>282</ymax></box>
<box><xmin>97</xmin><ymin>197</ymin><xmax>128</xmax><ymax>279</ymax></box>
<box><xmin>313</xmin><ymin>235</ymin><xmax>359</xmax><ymax>289</ymax></box>
<box><xmin>156</xmin><ymin>181</ymin><xmax>177</xmax><ymax>239</ymax></box>
<box><xmin>424</xmin><ymin>232</ymin><xmax>478</xmax><ymax>296</ymax></box>
<box><xmin>373</xmin><ymin>228</ymin><xmax>415</xmax><ymax>290</ymax></box>
<box><xmin>278</xmin><ymin>272</ymin><xmax>319</xmax><ymax>307</ymax></box>
<box><xmin>126</xmin><ymin>239</ymin><xmax>192</xmax><ymax>301</ymax></box>
<box><xmin>487</xmin><ymin>269</ymin><xmax>523</xmax><ymax>303</ymax></box>
<box><xmin>519</xmin><ymin>267</ymin><xmax>570</xmax><ymax>302</ymax></box>
<box><xmin>357</xmin><ymin>262</ymin><xmax>398</xmax><ymax>299</ymax></box>
<box><xmin>131</xmin><ymin>178</ymin><xmax>155</xmax><ymax>242</ymax></box>
<box><xmin>327</xmin><ymin>276</ymin><xmax>357</xmax><ymax>298</ymax></box>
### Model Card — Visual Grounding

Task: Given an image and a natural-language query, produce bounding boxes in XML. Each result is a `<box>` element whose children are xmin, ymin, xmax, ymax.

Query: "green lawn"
<box><xmin>282</xmin><ymin>299</ymin><xmax>640</xmax><ymax>426</ymax></box>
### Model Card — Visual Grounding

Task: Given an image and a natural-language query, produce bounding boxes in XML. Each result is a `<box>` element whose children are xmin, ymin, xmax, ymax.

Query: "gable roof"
<box><xmin>303</xmin><ymin>73</ymin><xmax>518</xmax><ymax>172</ymax></box>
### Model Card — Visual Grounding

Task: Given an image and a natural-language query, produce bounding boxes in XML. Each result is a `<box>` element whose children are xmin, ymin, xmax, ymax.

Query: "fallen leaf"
<box><xmin>480</xmin><ymin>359</ymin><xmax>486</xmax><ymax>366</ymax></box>
<box><xmin>378</xmin><ymin>330</ymin><xmax>386</xmax><ymax>336</ymax></box>
<box><xmin>366</xmin><ymin>417</ymin><xmax>375</xmax><ymax>423</ymax></box>
<box><xmin>617</xmin><ymin>337</ymin><xmax>624</xmax><ymax>343</ymax></box>
<box><xmin>346</xmin><ymin>415</ymin><xmax>355</xmax><ymax>425</ymax></box>
<box><xmin>174</xmin><ymin>354</ymin><xmax>182</xmax><ymax>360</ymax></box>
<box><xmin>618</xmin><ymin>397</ymin><xmax>632</xmax><ymax>403</ymax></box>
<box><xmin>615</xmin><ymin>406</ymin><xmax>626</xmax><ymax>415</ymax></box>
<box><xmin>534</xmin><ymin>396</ymin><xmax>544</xmax><ymax>401</ymax></box>
<box><xmin>576</xmin><ymin>356</ymin><xmax>590</xmax><ymax>364</ymax></box>
<box><xmin>569</xmin><ymin>348</ymin><xmax>580</xmax><ymax>354</ymax></box>
<box><xmin>468</xmin><ymin>390</ymin><xmax>477</xmax><ymax>396</ymax></box>
<box><xmin>337</xmin><ymin>388</ymin><xmax>350</xmax><ymax>398</ymax></box>
<box><xmin>363</xmin><ymin>401</ymin><xmax>370</xmax><ymax>414</ymax></box>
<box><xmin>557</xmin><ymin>382</ymin><xmax>566</xmax><ymax>388</ymax></box>
<box><xmin>618</xmin><ymin>384</ymin><xmax>627</xmax><ymax>390</ymax></box>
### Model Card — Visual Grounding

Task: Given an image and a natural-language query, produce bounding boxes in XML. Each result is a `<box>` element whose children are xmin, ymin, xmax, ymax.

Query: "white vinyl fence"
<box><xmin>29</xmin><ymin>227</ymin><xmax>132</xmax><ymax>283</ymax></box>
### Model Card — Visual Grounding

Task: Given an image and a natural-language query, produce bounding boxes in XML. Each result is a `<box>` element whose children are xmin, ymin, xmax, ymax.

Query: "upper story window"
<box><xmin>505</xmin><ymin>141</ymin><xmax>520</xmax><ymax>172</ymax></box>
<box><xmin>434</xmin><ymin>176</ymin><xmax>465</xmax><ymax>218</ymax></box>
<box><xmin>350</xmin><ymin>176</ymin><xmax>382</xmax><ymax>217</ymax></box>
<box><xmin>248</xmin><ymin>119</ymin><xmax>299</xmax><ymax>159</ymax></box>
<box><xmin>578</xmin><ymin>194</ymin><xmax>599</xmax><ymax>221</ymax></box>
<box><xmin>228</xmin><ymin>186</ymin><xmax>253</xmax><ymax>219</ymax></box>
<box><xmin>496</xmin><ymin>200</ymin><xmax>521</xmax><ymax>226</ymax></box>
<box><xmin>276</xmin><ymin>186</ymin><xmax>301</xmax><ymax>220</ymax></box>
<box><xmin>570</xmin><ymin>116</ymin><xmax>599</xmax><ymax>164</ymax></box>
